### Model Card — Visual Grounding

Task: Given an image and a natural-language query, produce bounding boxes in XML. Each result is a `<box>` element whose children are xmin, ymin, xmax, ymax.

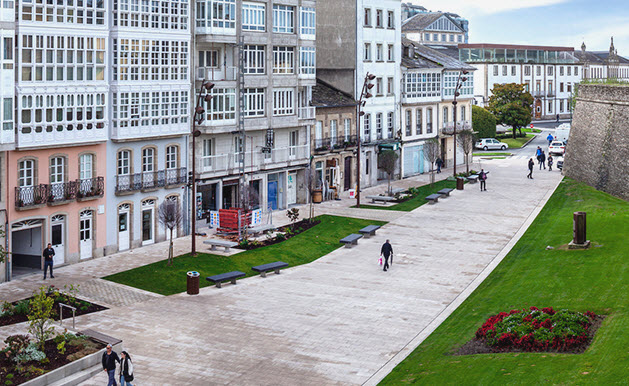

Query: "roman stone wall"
<box><xmin>564</xmin><ymin>84</ymin><xmax>629</xmax><ymax>200</ymax></box>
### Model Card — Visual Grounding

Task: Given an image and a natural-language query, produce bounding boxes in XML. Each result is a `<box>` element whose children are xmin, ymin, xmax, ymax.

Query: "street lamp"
<box><xmin>355</xmin><ymin>73</ymin><xmax>376</xmax><ymax>208</ymax></box>
<box><xmin>190</xmin><ymin>80</ymin><xmax>214</xmax><ymax>256</ymax></box>
<box><xmin>451</xmin><ymin>70</ymin><xmax>469</xmax><ymax>176</ymax></box>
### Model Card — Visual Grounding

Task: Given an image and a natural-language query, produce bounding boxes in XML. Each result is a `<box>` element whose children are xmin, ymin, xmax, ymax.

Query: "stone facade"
<box><xmin>564</xmin><ymin>84</ymin><xmax>629</xmax><ymax>200</ymax></box>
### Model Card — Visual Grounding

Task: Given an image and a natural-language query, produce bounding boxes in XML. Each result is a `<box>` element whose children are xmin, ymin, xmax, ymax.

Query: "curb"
<box><xmin>521</xmin><ymin>133</ymin><xmax>538</xmax><ymax>148</ymax></box>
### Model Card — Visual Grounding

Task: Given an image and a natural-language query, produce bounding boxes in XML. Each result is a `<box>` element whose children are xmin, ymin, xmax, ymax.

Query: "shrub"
<box><xmin>472</xmin><ymin>105</ymin><xmax>497</xmax><ymax>139</ymax></box>
<box><xmin>57</xmin><ymin>341</ymin><xmax>66</xmax><ymax>355</ymax></box>
<box><xmin>1</xmin><ymin>301</ymin><xmax>14</xmax><ymax>317</ymax></box>
<box><xmin>286</xmin><ymin>208</ymin><xmax>300</xmax><ymax>224</ymax></box>
<box><xmin>28</xmin><ymin>286</ymin><xmax>56</xmax><ymax>352</ymax></box>
<box><xmin>2</xmin><ymin>335</ymin><xmax>31</xmax><ymax>361</ymax></box>
<box><xmin>13</xmin><ymin>343</ymin><xmax>46</xmax><ymax>363</ymax></box>
<box><xmin>13</xmin><ymin>300</ymin><xmax>30</xmax><ymax>315</ymax></box>
<box><xmin>275</xmin><ymin>233</ymin><xmax>286</xmax><ymax>241</ymax></box>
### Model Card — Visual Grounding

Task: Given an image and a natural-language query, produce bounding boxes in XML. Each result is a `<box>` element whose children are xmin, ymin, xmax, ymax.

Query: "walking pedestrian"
<box><xmin>119</xmin><ymin>351</ymin><xmax>134</xmax><ymax>386</ymax></box>
<box><xmin>527</xmin><ymin>158</ymin><xmax>534</xmax><ymax>179</ymax></box>
<box><xmin>435</xmin><ymin>157</ymin><xmax>443</xmax><ymax>173</ymax></box>
<box><xmin>43</xmin><ymin>243</ymin><xmax>55</xmax><ymax>279</ymax></box>
<box><xmin>548</xmin><ymin>155</ymin><xmax>553</xmax><ymax>171</ymax></box>
<box><xmin>556</xmin><ymin>114</ymin><xmax>560</xmax><ymax>123</ymax></box>
<box><xmin>479</xmin><ymin>169</ymin><xmax>488</xmax><ymax>191</ymax></box>
<box><xmin>546</xmin><ymin>133</ymin><xmax>554</xmax><ymax>146</ymax></box>
<box><xmin>102</xmin><ymin>344</ymin><xmax>120</xmax><ymax>386</ymax></box>
<box><xmin>540</xmin><ymin>151</ymin><xmax>546</xmax><ymax>170</ymax></box>
<box><xmin>380</xmin><ymin>240</ymin><xmax>393</xmax><ymax>272</ymax></box>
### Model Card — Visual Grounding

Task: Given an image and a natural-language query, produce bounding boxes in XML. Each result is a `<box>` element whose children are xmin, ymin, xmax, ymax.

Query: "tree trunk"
<box><xmin>168</xmin><ymin>228</ymin><xmax>174</xmax><ymax>266</ymax></box>
<box><xmin>465</xmin><ymin>153</ymin><xmax>469</xmax><ymax>174</ymax></box>
<box><xmin>512</xmin><ymin>127</ymin><xmax>517</xmax><ymax>139</ymax></box>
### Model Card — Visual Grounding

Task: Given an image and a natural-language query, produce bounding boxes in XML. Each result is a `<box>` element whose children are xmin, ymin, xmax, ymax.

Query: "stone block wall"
<box><xmin>564</xmin><ymin>84</ymin><xmax>629</xmax><ymax>200</ymax></box>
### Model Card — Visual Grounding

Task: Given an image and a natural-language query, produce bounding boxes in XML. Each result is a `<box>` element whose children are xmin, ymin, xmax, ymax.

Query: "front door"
<box><xmin>268</xmin><ymin>181</ymin><xmax>278</xmax><ymax>210</ymax></box>
<box><xmin>79</xmin><ymin>210</ymin><xmax>93</xmax><ymax>260</ymax></box>
<box><xmin>344</xmin><ymin>157</ymin><xmax>351</xmax><ymax>191</ymax></box>
<box><xmin>287</xmin><ymin>173</ymin><xmax>297</xmax><ymax>205</ymax></box>
<box><xmin>118</xmin><ymin>204</ymin><xmax>130</xmax><ymax>251</ymax></box>
<box><xmin>51</xmin><ymin>215</ymin><xmax>65</xmax><ymax>265</ymax></box>
<box><xmin>535</xmin><ymin>99</ymin><xmax>542</xmax><ymax>119</ymax></box>
<box><xmin>142</xmin><ymin>208</ymin><xmax>154</xmax><ymax>245</ymax></box>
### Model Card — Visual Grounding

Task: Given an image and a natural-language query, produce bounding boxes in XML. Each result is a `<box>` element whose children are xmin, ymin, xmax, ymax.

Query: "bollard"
<box><xmin>573</xmin><ymin>212</ymin><xmax>586</xmax><ymax>245</ymax></box>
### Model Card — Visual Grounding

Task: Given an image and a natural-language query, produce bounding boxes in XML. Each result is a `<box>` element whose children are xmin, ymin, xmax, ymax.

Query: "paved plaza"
<box><xmin>0</xmin><ymin>155</ymin><xmax>563</xmax><ymax>385</ymax></box>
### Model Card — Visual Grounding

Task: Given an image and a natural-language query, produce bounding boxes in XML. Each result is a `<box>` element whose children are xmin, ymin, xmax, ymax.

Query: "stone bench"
<box><xmin>359</xmin><ymin>225</ymin><xmax>381</xmax><ymax>238</ymax></box>
<box><xmin>425</xmin><ymin>193</ymin><xmax>441</xmax><ymax>204</ymax></box>
<box><xmin>467</xmin><ymin>175</ymin><xmax>479</xmax><ymax>183</ymax></box>
<box><xmin>340</xmin><ymin>234</ymin><xmax>363</xmax><ymax>248</ymax></box>
<box><xmin>391</xmin><ymin>188</ymin><xmax>406</xmax><ymax>195</ymax></box>
<box><xmin>366</xmin><ymin>195</ymin><xmax>396</xmax><ymax>204</ymax></box>
<box><xmin>246</xmin><ymin>224</ymin><xmax>276</xmax><ymax>236</ymax></box>
<box><xmin>252</xmin><ymin>261</ymin><xmax>289</xmax><ymax>278</ymax></box>
<box><xmin>437</xmin><ymin>188</ymin><xmax>454</xmax><ymax>197</ymax></box>
<box><xmin>203</xmin><ymin>239</ymin><xmax>238</xmax><ymax>252</ymax></box>
<box><xmin>206</xmin><ymin>271</ymin><xmax>246</xmax><ymax>288</ymax></box>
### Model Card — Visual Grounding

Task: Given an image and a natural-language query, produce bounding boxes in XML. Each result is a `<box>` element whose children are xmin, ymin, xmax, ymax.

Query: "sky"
<box><xmin>411</xmin><ymin>0</ymin><xmax>629</xmax><ymax>56</ymax></box>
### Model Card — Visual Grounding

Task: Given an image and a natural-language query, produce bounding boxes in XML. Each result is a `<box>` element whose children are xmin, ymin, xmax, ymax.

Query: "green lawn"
<box><xmin>104</xmin><ymin>215</ymin><xmax>385</xmax><ymax>296</ymax></box>
<box><xmin>473</xmin><ymin>152</ymin><xmax>513</xmax><ymax>157</ymax></box>
<box><xmin>381</xmin><ymin>178</ymin><xmax>629</xmax><ymax>385</ymax></box>
<box><xmin>355</xmin><ymin>179</ymin><xmax>456</xmax><ymax>211</ymax></box>
<box><xmin>498</xmin><ymin>133</ymin><xmax>535</xmax><ymax>148</ymax></box>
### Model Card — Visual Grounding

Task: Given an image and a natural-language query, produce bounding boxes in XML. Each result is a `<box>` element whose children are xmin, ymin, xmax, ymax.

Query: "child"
<box><xmin>548</xmin><ymin>155</ymin><xmax>553</xmax><ymax>171</ymax></box>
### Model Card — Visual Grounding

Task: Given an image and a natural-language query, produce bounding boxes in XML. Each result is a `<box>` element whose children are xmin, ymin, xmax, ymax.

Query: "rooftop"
<box><xmin>402</xmin><ymin>38</ymin><xmax>476</xmax><ymax>71</ymax></box>
<box><xmin>311</xmin><ymin>79</ymin><xmax>356</xmax><ymax>108</ymax></box>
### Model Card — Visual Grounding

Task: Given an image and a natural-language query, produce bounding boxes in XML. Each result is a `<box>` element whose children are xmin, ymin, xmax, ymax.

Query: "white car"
<box><xmin>475</xmin><ymin>138</ymin><xmax>509</xmax><ymax>151</ymax></box>
<box><xmin>548</xmin><ymin>141</ymin><xmax>566</xmax><ymax>155</ymax></box>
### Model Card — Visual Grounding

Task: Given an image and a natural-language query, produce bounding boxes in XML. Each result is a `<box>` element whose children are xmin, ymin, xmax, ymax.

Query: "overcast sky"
<box><xmin>411</xmin><ymin>0</ymin><xmax>628</xmax><ymax>56</ymax></box>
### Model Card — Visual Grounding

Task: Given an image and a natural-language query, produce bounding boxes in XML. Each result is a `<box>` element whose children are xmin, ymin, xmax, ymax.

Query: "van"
<box><xmin>555</xmin><ymin>128</ymin><xmax>570</xmax><ymax>143</ymax></box>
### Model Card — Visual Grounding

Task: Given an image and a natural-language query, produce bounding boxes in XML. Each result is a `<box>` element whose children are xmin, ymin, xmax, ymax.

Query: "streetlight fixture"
<box><xmin>355</xmin><ymin>73</ymin><xmax>376</xmax><ymax>208</ymax></box>
<box><xmin>190</xmin><ymin>80</ymin><xmax>214</xmax><ymax>256</ymax></box>
<box><xmin>451</xmin><ymin>70</ymin><xmax>469</xmax><ymax>176</ymax></box>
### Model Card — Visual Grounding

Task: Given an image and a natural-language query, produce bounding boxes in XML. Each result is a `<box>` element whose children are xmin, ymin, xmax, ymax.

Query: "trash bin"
<box><xmin>187</xmin><ymin>271</ymin><xmax>200</xmax><ymax>295</ymax></box>
<box><xmin>456</xmin><ymin>177</ymin><xmax>465</xmax><ymax>190</ymax></box>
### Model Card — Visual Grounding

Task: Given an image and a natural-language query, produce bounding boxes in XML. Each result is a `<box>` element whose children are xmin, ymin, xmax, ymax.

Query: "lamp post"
<box><xmin>190</xmin><ymin>80</ymin><xmax>214</xmax><ymax>256</ymax></box>
<box><xmin>355</xmin><ymin>73</ymin><xmax>376</xmax><ymax>208</ymax></box>
<box><xmin>451</xmin><ymin>70</ymin><xmax>469</xmax><ymax>176</ymax></box>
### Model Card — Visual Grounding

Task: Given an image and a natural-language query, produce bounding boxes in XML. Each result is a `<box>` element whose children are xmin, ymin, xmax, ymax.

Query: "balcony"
<box><xmin>313</xmin><ymin>138</ymin><xmax>331</xmax><ymax>154</ymax></box>
<box><xmin>547</xmin><ymin>91</ymin><xmax>556</xmax><ymax>97</ymax></box>
<box><xmin>259</xmin><ymin>145</ymin><xmax>309</xmax><ymax>167</ymax></box>
<box><xmin>15</xmin><ymin>177</ymin><xmax>104</xmax><ymax>210</ymax></box>
<box><xmin>115</xmin><ymin>167</ymin><xmax>187</xmax><ymax>195</ymax></box>
<box><xmin>314</xmin><ymin>136</ymin><xmax>358</xmax><ymax>154</ymax></box>
<box><xmin>298</xmin><ymin>106</ymin><xmax>316</xmax><ymax>120</ymax></box>
<box><xmin>533</xmin><ymin>91</ymin><xmax>545</xmax><ymax>98</ymax></box>
<box><xmin>441</xmin><ymin>120</ymin><xmax>472</xmax><ymax>135</ymax></box>
<box><xmin>196</xmin><ymin>66</ymin><xmax>238</xmax><ymax>82</ymax></box>
<box><xmin>17</xmin><ymin>125</ymin><xmax>107</xmax><ymax>149</ymax></box>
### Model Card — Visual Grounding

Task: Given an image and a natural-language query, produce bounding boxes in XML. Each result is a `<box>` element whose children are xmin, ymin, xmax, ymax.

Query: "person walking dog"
<box><xmin>479</xmin><ymin>169</ymin><xmax>488</xmax><ymax>191</ymax></box>
<box><xmin>102</xmin><ymin>344</ymin><xmax>120</xmax><ymax>386</ymax></box>
<box><xmin>380</xmin><ymin>240</ymin><xmax>393</xmax><ymax>272</ymax></box>
<box><xmin>43</xmin><ymin>243</ymin><xmax>55</xmax><ymax>279</ymax></box>
<box><xmin>527</xmin><ymin>158</ymin><xmax>534</xmax><ymax>179</ymax></box>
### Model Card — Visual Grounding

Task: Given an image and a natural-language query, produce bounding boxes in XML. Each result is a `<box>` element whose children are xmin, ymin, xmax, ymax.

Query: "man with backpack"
<box><xmin>479</xmin><ymin>169</ymin><xmax>488</xmax><ymax>191</ymax></box>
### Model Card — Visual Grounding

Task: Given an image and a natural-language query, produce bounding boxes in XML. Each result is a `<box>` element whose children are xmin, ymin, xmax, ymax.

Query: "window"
<box><xmin>315</xmin><ymin>121</ymin><xmax>322</xmax><ymax>141</ymax></box>
<box><xmin>441</xmin><ymin>34</ymin><xmax>446</xmax><ymax>42</ymax></box>
<box><xmin>234</xmin><ymin>136</ymin><xmax>243</xmax><ymax>154</ymax></box>
<box><xmin>289</xmin><ymin>130</ymin><xmax>299</xmax><ymax>156</ymax></box>
<box><xmin>273</xmin><ymin>46</ymin><xmax>294</xmax><ymax>74</ymax></box>
<box><xmin>574</xmin><ymin>67</ymin><xmax>579</xmax><ymax>76</ymax></box>
<box><xmin>450</xmin><ymin>34</ymin><xmax>454</xmax><ymax>42</ymax></box>
<box><xmin>166</xmin><ymin>146</ymin><xmax>178</xmax><ymax>169</ymax></box>
<box><xmin>536</xmin><ymin>66</ymin><xmax>541</xmax><ymax>76</ymax></box>
<box><xmin>117</xmin><ymin>150</ymin><xmax>130</xmax><ymax>175</ymax></box>
<box><xmin>364</xmin><ymin>8</ymin><xmax>371</xmax><ymax>26</ymax></box>
<box><xmin>560</xmin><ymin>82</ymin><xmax>564</xmax><ymax>92</ymax></box>
<box><xmin>22</xmin><ymin>0</ymin><xmax>105</xmax><ymax>25</ymax></box>
<box><xmin>442</xmin><ymin>106</ymin><xmax>448</xmax><ymax>123</ymax></box>
<box><xmin>3</xmin><ymin>97</ymin><xmax>12</xmax><ymax>130</ymax></box>
<box><xmin>387</xmin><ymin>112</ymin><xmax>394</xmax><ymax>138</ymax></box>
<box><xmin>112</xmin><ymin>37</ymin><xmax>187</xmax><ymax>82</ymax></box>
<box><xmin>567</xmin><ymin>83</ymin><xmax>572</xmax><ymax>93</ymax></box>
<box><xmin>242</xmin><ymin>2</ymin><xmax>265</xmax><ymax>31</ymax></box>
<box><xmin>244</xmin><ymin>45</ymin><xmax>265</xmax><ymax>74</ymax></box>
<box><xmin>511</xmin><ymin>66</ymin><xmax>516</xmax><ymax>76</ymax></box>
<box><xmin>50</xmin><ymin>157</ymin><xmax>64</xmax><ymax>184</ymax></box>
<box><xmin>376</xmin><ymin>113</ymin><xmax>383</xmax><ymax>139</ymax></box>
<box><xmin>300</xmin><ymin>7</ymin><xmax>315</xmax><ymax>36</ymax></box>
<box><xmin>433</xmin><ymin>33</ymin><xmax>438</xmax><ymax>41</ymax></box>
<box><xmin>403</xmin><ymin>72</ymin><xmax>441</xmax><ymax>98</ymax></box>
<box><xmin>330</xmin><ymin>119</ymin><xmax>337</xmax><ymax>144</ymax></box>
<box><xmin>273</xmin><ymin>5</ymin><xmax>294</xmax><ymax>33</ymax></box>
<box><xmin>387</xmin><ymin>77</ymin><xmax>394</xmax><ymax>96</ymax></box>
<box><xmin>344</xmin><ymin>118</ymin><xmax>350</xmax><ymax>140</ymax></box>
<box><xmin>142</xmin><ymin>148</ymin><xmax>155</xmax><ymax>173</ymax></box>
<box><xmin>244</xmin><ymin>88</ymin><xmax>265</xmax><ymax>117</ymax></box>
<box><xmin>195</xmin><ymin>0</ymin><xmax>235</xmax><ymax>30</ymax></box>
<box><xmin>524</xmin><ymin>66</ymin><xmax>531</xmax><ymax>76</ymax></box>
<box><xmin>3</xmin><ymin>37</ymin><xmax>12</xmax><ymax>64</ymax></box>
<box><xmin>202</xmin><ymin>138</ymin><xmax>214</xmax><ymax>167</ymax></box>
<box><xmin>387</xmin><ymin>11</ymin><xmax>394</xmax><ymax>28</ymax></box>
<box><xmin>559</xmin><ymin>100</ymin><xmax>564</xmax><ymax>112</ymax></box>
<box><xmin>206</xmin><ymin>88</ymin><xmax>236</xmax><ymax>121</ymax></box>
<box><xmin>198</xmin><ymin>50</ymin><xmax>219</xmax><ymax>69</ymax></box>
<box><xmin>567</xmin><ymin>66</ymin><xmax>571</xmax><ymax>76</ymax></box>
<box><xmin>376</xmin><ymin>77</ymin><xmax>383</xmax><ymax>96</ymax></box>
<box><xmin>273</xmin><ymin>88</ymin><xmax>294</xmax><ymax>115</ymax></box>
<box><xmin>502</xmin><ymin>65</ymin><xmax>507</xmax><ymax>76</ymax></box>
<box><xmin>493</xmin><ymin>65</ymin><xmax>498</xmax><ymax>76</ymax></box>
<box><xmin>365</xmin><ymin>153</ymin><xmax>370</xmax><ymax>175</ymax></box>
<box><xmin>79</xmin><ymin>154</ymin><xmax>93</xmax><ymax>180</ymax></box>
<box><xmin>426</xmin><ymin>108</ymin><xmax>433</xmax><ymax>133</ymax></box>
<box><xmin>443</xmin><ymin>71</ymin><xmax>473</xmax><ymax>97</ymax></box>
<box><xmin>457</xmin><ymin>35</ymin><xmax>462</xmax><ymax>42</ymax></box>
<box><xmin>416</xmin><ymin>109</ymin><xmax>422</xmax><ymax>135</ymax></box>
<box><xmin>524</xmin><ymin>81</ymin><xmax>530</xmax><ymax>92</ymax></box>
<box><xmin>363</xmin><ymin>43</ymin><xmax>371</xmax><ymax>61</ymax></box>
<box><xmin>405</xmin><ymin>110</ymin><xmax>411</xmax><ymax>136</ymax></box>
<box><xmin>461</xmin><ymin>106</ymin><xmax>466</xmax><ymax>121</ymax></box>
<box><xmin>387</xmin><ymin>44</ymin><xmax>394</xmax><ymax>62</ymax></box>
<box><xmin>299</xmin><ymin>47</ymin><xmax>315</xmax><ymax>76</ymax></box>
<box><xmin>548</xmin><ymin>101</ymin><xmax>553</xmax><ymax>113</ymax></box>
<box><xmin>548</xmin><ymin>81</ymin><xmax>553</xmax><ymax>94</ymax></box>
<box><xmin>19</xmin><ymin>160</ymin><xmax>35</xmax><ymax>187</ymax></box>
<box><xmin>376</xmin><ymin>44</ymin><xmax>383</xmax><ymax>61</ymax></box>
<box><xmin>376</xmin><ymin>9</ymin><xmax>383</xmax><ymax>27</ymax></box>
<box><xmin>548</xmin><ymin>66</ymin><xmax>554</xmax><ymax>76</ymax></box>
<box><xmin>364</xmin><ymin>113</ymin><xmax>371</xmax><ymax>140</ymax></box>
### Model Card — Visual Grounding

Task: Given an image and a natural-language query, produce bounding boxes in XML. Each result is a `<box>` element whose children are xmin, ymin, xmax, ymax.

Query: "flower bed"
<box><xmin>458</xmin><ymin>307</ymin><xmax>602</xmax><ymax>355</ymax></box>
<box><xmin>235</xmin><ymin>218</ymin><xmax>321</xmax><ymax>250</ymax></box>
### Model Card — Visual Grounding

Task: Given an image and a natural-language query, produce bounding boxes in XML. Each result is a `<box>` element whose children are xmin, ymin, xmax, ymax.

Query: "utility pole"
<box><xmin>356</xmin><ymin>73</ymin><xmax>376</xmax><ymax>208</ymax></box>
<box><xmin>452</xmin><ymin>70</ymin><xmax>469</xmax><ymax>176</ymax></box>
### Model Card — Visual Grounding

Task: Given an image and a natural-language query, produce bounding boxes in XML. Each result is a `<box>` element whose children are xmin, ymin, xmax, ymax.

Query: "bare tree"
<box><xmin>158</xmin><ymin>200</ymin><xmax>182</xmax><ymax>265</ymax></box>
<box><xmin>423</xmin><ymin>137</ymin><xmax>440</xmax><ymax>188</ymax></box>
<box><xmin>305</xmin><ymin>164</ymin><xmax>317</xmax><ymax>222</ymax></box>
<box><xmin>378</xmin><ymin>150</ymin><xmax>399</xmax><ymax>196</ymax></box>
<box><xmin>457</xmin><ymin>129</ymin><xmax>475</xmax><ymax>175</ymax></box>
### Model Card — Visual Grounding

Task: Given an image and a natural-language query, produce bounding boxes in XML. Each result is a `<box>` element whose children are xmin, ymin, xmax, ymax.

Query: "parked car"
<box><xmin>548</xmin><ymin>141</ymin><xmax>566</xmax><ymax>155</ymax></box>
<box><xmin>475</xmin><ymin>138</ymin><xmax>509</xmax><ymax>151</ymax></box>
<box><xmin>556</xmin><ymin>156</ymin><xmax>564</xmax><ymax>170</ymax></box>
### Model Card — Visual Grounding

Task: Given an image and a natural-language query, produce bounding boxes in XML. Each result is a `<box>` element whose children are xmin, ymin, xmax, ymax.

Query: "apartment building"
<box><xmin>317</xmin><ymin>0</ymin><xmax>402</xmax><ymax>188</ymax></box>
<box><xmin>194</xmin><ymin>0</ymin><xmax>315</xmax><ymax>216</ymax></box>
<box><xmin>402</xmin><ymin>12</ymin><xmax>466</xmax><ymax>46</ymax></box>
<box><xmin>401</xmin><ymin>2</ymin><xmax>468</xmax><ymax>43</ymax></box>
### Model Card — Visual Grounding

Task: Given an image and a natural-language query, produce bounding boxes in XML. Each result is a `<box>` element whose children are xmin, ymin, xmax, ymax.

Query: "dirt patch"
<box><xmin>1</xmin><ymin>298</ymin><xmax>107</xmax><ymax>327</ymax></box>
<box><xmin>455</xmin><ymin>315</ymin><xmax>605</xmax><ymax>356</ymax></box>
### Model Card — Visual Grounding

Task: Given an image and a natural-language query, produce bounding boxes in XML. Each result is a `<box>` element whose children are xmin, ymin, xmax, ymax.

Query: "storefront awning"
<box><xmin>378</xmin><ymin>143</ymin><xmax>399</xmax><ymax>151</ymax></box>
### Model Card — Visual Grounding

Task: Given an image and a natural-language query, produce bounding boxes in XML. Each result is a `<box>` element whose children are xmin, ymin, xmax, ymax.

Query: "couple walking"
<box><xmin>102</xmin><ymin>344</ymin><xmax>134</xmax><ymax>386</ymax></box>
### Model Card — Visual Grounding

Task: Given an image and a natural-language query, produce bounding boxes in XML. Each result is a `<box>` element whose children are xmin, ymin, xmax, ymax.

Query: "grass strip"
<box><xmin>354</xmin><ymin>179</ymin><xmax>456</xmax><ymax>212</ymax></box>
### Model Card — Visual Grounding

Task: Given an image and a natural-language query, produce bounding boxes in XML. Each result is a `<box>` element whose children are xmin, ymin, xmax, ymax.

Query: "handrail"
<box><xmin>59</xmin><ymin>303</ymin><xmax>77</xmax><ymax>329</ymax></box>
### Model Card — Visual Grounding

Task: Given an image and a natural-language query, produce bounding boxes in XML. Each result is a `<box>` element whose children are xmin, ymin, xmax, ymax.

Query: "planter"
<box><xmin>312</xmin><ymin>189</ymin><xmax>323</xmax><ymax>203</ymax></box>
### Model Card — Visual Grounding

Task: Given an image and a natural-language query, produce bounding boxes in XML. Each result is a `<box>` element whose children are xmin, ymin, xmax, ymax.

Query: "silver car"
<box><xmin>475</xmin><ymin>138</ymin><xmax>509</xmax><ymax>151</ymax></box>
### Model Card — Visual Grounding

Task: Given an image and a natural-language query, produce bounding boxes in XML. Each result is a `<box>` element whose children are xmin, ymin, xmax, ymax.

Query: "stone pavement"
<box><xmin>65</xmin><ymin>157</ymin><xmax>562</xmax><ymax>386</ymax></box>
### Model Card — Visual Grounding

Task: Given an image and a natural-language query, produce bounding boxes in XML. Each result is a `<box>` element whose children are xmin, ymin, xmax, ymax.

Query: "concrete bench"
<box><xmin>437</xmin><ymin>188</ymin><xmax>454</xmax><ymax>197</ymax></box>
<box><xmin>206</xmin><ymin>271</ymin><xmax>246</xmax><ymax>288</ymax></box>
<box><xmin>467</xmin><ymin>175</ymin><xmax>479</xmax><ymax>183</ymax></box>
<box><xmin>391</xmin><ymin>188</ymin><xmax>406</xmax><ymax>196</ymax></box>
<box><xmin>252</xmin><ymin>261</ymin><xmax>289</xmax><ymax>277</ymax></box>
<box><xmin>203</xmin><ymin>239</ymin><xmax>238</xmax><ymax>252</ymax></box>
<box><xmin>425</xmin><ymin>193</ymin><xmax>441</xmax><ymax>204</ymax></box>
<box><xmin>246</xmin><ymin>224</ymin><xmax>276</xmax><ymax>236</ymax></box>
<box><xmin>340</xmin><ymin>234</ymin><xmax>363</xmax><ymax>248</ymax></box>
<box><xmin>366</xmin><ymin>195</ymin><xmax>396</xmax><ymax>204</ymax></box>
<box><xmin>359</xmin><ymin>225</ymin><xmax>381</xmax><ymax>238</ymax></box>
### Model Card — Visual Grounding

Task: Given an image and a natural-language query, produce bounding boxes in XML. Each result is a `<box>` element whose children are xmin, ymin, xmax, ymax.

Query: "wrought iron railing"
<box><xmin>165</xmin><ymin>167</ymin><xmax>187</xmax><ymax>186</ymax></box>
<box><xmin>76</xmin><ymin>177</ymin><xmax>104</xmax><ymax>199</ymax></box>
<box><xmin>15</xmin><ymin>184</ymin><xmax>48</xmax><ymax>208</ymax></box>
<box><xmin>332</xmin><ymin>135</ymin><xmax>358</xmax><ymax>149</ymax></box>
<box><xmin>116</xmin><ymin>167</ymin><xmax>187</xmax><ymax>194</ymax></box>
<box><xmin>48</xmin><ymin>181</ymin><xmax>77</xmax><ymax>203</ymax></box>
<box><xmin>314</xmin><ymin>138</ymin><xmax>332</xmax><ymax>152</ymax></box>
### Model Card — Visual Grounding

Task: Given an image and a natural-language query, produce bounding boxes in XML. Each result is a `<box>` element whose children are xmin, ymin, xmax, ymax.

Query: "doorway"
<box><xmin>118</xmin><ymin>203</ymin><xmax>130</xmax><ymax>251</ymax></box>
<box><xmin>344</xmin><ymin>157</ymin><xmax>352</xmax><ymax>191</ymax></box>
<box><xmin>222</xmin><ymin>181</ymin><xmax>238</xmax><ymax>209</ymax></box>
<box><xmin>50</xmin><ymin>215</ymin><xmax>65</xmax><ymax>265</ymax></box>
<box><xmin>141</xmin><ymin>200</ymin><xmax>155</xmax><ymax>245</ymax></box>
<box><xmin>268</xmin><ymin>180</ymin><xmax>278</xmax><ymax>210</ymax></box>
<box><xmin>287</xmin><ymin>172</ymin><xmax>297</xmax><ymax>206</ymax></box>
<box><xmin>79</xmin><ymin>210</ymin><xmax>93</xmax><ymax>259</ymax></box>
<box><xmin>11</xmin><ymin>220</ymin><xmax>43</xmax><ymax>274</ymax></box>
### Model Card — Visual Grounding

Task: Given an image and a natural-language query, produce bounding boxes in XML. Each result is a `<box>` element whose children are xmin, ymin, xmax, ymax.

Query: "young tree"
<box><xmin>158</xmin><ymin>200</ymin><xmax>182</xmax><ymax>266</ymax></box>
<box><xmin>487</xmin><ymin>83</ymin><xmax>533</xmax><ymax>139</ymax></box>
<box><xmin>305</xmin><ymin>163</ymin><xmax>316</xmax><ymax>221</ymax></box>
<box><xmin>28</xmin><ymin>286</ymin><xmax>56</xmax><ymax>352</ymax></box>
<box><xmin>378</xmin><ymin>150</ymin><xmax>399</xmax><ymax>196</ymax></box>
<box><xmin>423</xmin><ymin>137</ymin><xmax>440</xmax><ymax>187</ymax></box>
<box><xmin>472</xmin><ymin>105</ymin><xmax>497</xmax><ymax>138</ymax></box>
<box><xmin>457</xmin><ymin>129</ymin><xmax>475</xmax><ymax>175</ymax></box>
